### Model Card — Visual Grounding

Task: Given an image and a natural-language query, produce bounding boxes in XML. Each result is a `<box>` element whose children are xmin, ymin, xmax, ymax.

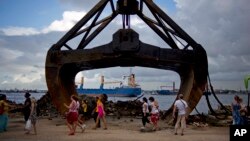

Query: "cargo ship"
<box><xmin>76</xmin><ymin>74</ymin><xmax>141</xmax><ymax>97</ymax></box>
<box><xmin>155</xmin><ymin>82</ymin><xmax>176</xmax><ymax>95</ymax></box>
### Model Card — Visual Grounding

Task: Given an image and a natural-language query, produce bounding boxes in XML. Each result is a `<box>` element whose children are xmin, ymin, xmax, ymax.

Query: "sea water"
<box><xmin>3</xmin><ymin>92</ymin><xmax>249</xmax><ymax>115</ymax></box>
<box><xmin>108</xmin><ymin>93</ymin><xmax>249</xmax><ymax>115</ymax></box>
<box><xmin>4</xmin><ymin>92</ymin><xmax>45</xmax><ymax>104</ymax></box>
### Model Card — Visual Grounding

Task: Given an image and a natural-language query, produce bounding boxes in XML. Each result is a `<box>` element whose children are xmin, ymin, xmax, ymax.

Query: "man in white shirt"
<box><xmin>173</xmin><ymin>94</ymin><xmax>188</xmax><ymax>136</ymax></box>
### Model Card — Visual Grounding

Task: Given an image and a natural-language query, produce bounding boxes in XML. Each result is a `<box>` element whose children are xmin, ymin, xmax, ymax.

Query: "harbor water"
<box><xmin>105</xmin><ymin>93</ymin><xmax>249</xmax><ymax>115</ymax></box>
<box><xmin>3</xmin><ymin>92</ymin><xmax>249</xmax><ymax>115</ymax></box>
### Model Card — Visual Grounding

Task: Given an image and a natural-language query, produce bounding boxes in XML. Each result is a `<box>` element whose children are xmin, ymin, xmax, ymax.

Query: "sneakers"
<box><xmin>82</xmin><ymin>124</ymin><xmax>86</xmax><ymax>129</ymax></box>
<box><xmin>140</xmin><ymin>126</ymin><xmax>145</xmax><ymax>129</ymax></box>
<box><xmin>81</xmin><ymin>124</ymin><xmax>86</xmax><ymax>132</ymax></box>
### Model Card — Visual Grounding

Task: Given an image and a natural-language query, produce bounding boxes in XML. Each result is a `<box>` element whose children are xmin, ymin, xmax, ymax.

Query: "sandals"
<box><xmin>68</xmin><ymin>131</ymin><xmax>75</xmax><ymax>135</ymax></box>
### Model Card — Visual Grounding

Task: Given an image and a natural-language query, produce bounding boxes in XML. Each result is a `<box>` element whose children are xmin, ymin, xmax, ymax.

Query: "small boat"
<box><xmin>155</xmin><ymin>82</ymin><xmax>176</xmax><ymax>95</ymax></box>
<box><xmin>156</xmin><ymin>89</ymin><xmax>173</xmax><ymax>95</ymax></box>
<box><xmin>76</xmin><ymin>74</ymin><xmax>141</xmax><ymax>97</ymax></box>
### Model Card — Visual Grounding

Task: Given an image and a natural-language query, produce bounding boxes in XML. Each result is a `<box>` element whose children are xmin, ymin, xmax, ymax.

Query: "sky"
<box><xmin>0</xmin><ymin>0</ymin><xmax>249</xmax><ymax>91</ymax></box>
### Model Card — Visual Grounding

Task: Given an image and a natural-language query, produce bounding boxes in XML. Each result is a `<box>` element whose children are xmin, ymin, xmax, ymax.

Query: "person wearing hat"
<box><xmin>23</xmin><ymin>92</ymin><xmax>31</xmax><ymax>122</ymax></box>
<box><xmin>172</xmin><ymin>94</ymin><xmax>188</xmax><ymax>136</ymax></box>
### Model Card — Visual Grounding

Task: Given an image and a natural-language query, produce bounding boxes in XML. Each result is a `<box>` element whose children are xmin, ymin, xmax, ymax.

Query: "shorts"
<box><xmin>150</xmin><ymin>113</ymin><xmax>159</xmax><ymax>124</ymax></box>
<box><xmin>67</xmin><ymin>112</ymin><xmax>78</xmax><ymax>124</ymax></box>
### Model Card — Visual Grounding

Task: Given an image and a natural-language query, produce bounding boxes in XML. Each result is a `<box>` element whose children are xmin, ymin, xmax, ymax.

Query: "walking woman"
<box><xmin>141</xmin><ymin>97</ymin><xmax>150</xmax><ymax>129</ymax></box>
<box><xmin>231</xmin><ymin>95</ymin><xmax>243</xmax><ymax>125</ymax></box>
<box><xmin>77</xmin><ymin>99</ymin><xmax>87</xmax><ymax>132</ymax></box>
<box><xmin>93</xmin><ymin>95</ymin><xmax>107</xmax><ymax>130</ymax></box>
<box><xmin>23</xmin><ymin>92</ymin><xmax>31</xmax><ymax>122</ymax></box>
<box><xmin>149</xmin><ymin>97</ymin><xmax>159</xmax><ymax>131</ymax></box>
<box><xmin>25</xmin><ymin>97</ymin><xmax>37</xmax><ymax>135</ymax></box>
<box><xmin>64</xmin><ymin>95</ymin><xmax>79</xmax><ymax>135</ymax></box>
<box><xmin>80</xmin><ymin>100</ymin><xmax>88</xmax><ymax>129</ymax></box>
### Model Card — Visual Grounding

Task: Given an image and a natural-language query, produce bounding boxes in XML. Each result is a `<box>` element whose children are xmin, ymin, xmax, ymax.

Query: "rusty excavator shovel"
<box><xmin>45</xmin><ymin>0</ymin><xmax>208</xmax><ymax>119</ymax></box>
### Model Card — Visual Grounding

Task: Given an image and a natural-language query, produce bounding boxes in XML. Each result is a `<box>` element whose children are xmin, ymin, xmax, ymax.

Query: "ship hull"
<box><xmin>77</xmin><ymin>87</ymin><xmax>141</xmax><ymax>97</ymax></box>
<box><xmin>156</xmin><ymin>90</ymin><xmax>175</xmax><ymax>95</ymax></box>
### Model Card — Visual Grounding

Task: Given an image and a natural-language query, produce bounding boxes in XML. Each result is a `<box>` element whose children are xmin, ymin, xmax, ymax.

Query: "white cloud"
<box><xmin>0</xmin><ymin>27</ymin><xmax>40</xmax><ymax>36</ymax></box>
<box><xmin>0</xmin><ymin>11</ymin><xmax>86</xmax><ymax>36</ymax></box>
<box><xmin>42</xmin><ymin>11</ymin><xmax>86</xmax><ymax>33</ymax></box>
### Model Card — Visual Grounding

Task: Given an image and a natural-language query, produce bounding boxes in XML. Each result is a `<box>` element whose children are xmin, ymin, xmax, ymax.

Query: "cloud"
<box><xmin>0</xmin><ymin>11</ymin><xmax>86</xmax><ymax>36</ymax></box>
<box><xmin>0</xmin><ymin>47</ymin><xmax>23</xmax><ymax>63</ymax></box>
<box><xmin>173</xmin><ymin>0</ymin><xmax>250</xmax><ymax>89</ymax></box>
<box><xmin>0</xmin><ymin>32</ymin><xmax>61</xmax><ymax>89</ymax></box>
<box><xmin>42</xmin><ymin>11</ymin><xmax>87</xmax><ymax>33</ymax></box>
<box><xmin>0</xmin><ymin>27</ymin><xmax>40</xmax><ymax>36</ymax></box>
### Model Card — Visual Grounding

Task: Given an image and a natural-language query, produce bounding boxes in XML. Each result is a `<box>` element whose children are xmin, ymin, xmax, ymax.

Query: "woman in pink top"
<box><xmin>64</xmin><ymin>95</ymin><xmax>79</xmax><ymax>135</ymax></box>
<box><xmin>93</xmin><ymin>95</ymin><xmax>107</xmax><ymax>130</ymax></box>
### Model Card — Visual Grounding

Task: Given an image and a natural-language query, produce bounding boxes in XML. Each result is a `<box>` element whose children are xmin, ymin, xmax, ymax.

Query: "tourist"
<box><xmin>173</xmin><ymin>94</ymin><xmax>188</xmax><ymax>136</ymax></box>
<box><xmin>79</xmin><ymin>99</ymin><xmax>87</xmax><ymax>130</ymax></box>
<box><xmin>76</xmin><ymin>98</ymin><xmax>86</xmax><ymax>132</ymax></box>
<box><xmin>149</xmin><ymin>96</ymin><xmax>159</xmax><ymax>131</ymax></box>
<box><xmin>64</xmin><ymin>95</ymin><xmax>79</xmax><ymax>135</ymax></box>
<box><xmin>141</xmin><ymin>97</ymin><xmax>150</xmax><ymax>129</ymax></box>
<box><xmin>0</xmin><ymin>94</ymin><xmax>10</xmax><ymax>133</ymax></box>
<box><xmin>92</xmin><ymin>96</ymin><xmax>101</xmax><ymax>128</ymax></box>
<box><xmin>92</xmin><ymin>95</ymin><xmax>107</xmax><ymax>130</ymax></box>
<box><xmin>239</xmin><ymin>98</ymin><xmax>248</xmax><ymax>125</ymax></box>
<box><xmin>23</xmin><ymin>92</ymin><xmax>31</xmax><ymax>122</ymax></box>
<box><xmin>231</xmin><ymin>95</ymin><xmax>242</xmax><ymax>125</ymax></box>
<box><xmin>25</xmin><ymin>97</ymin><xmax>37</xmax><ymax>135</ymax></box>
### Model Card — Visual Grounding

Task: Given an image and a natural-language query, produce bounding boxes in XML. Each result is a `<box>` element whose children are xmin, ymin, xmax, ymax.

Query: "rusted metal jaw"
<box><xmin>45</xmin><ymin>0</ymin><xmax>208</xmax><ymax>117</ymax></box>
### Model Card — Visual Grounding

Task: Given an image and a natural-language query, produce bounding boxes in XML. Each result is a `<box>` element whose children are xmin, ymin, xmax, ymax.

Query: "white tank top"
<box><xmin>142</xmin><ymin>102</ymin><xmax>149</xmax><ymax>113</ymax></box>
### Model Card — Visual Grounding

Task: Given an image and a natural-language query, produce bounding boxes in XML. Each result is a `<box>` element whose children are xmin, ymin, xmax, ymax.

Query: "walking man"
<box><xmin>173</xmin><ymin>94</ymin><xmax>188</xmax><ymax>136</ymax></box>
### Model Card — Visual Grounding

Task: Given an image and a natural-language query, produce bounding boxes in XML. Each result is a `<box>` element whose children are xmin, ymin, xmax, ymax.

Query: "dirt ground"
<box><xmin>0</xmin><ymin>116</ymin><xmax>229</xmax><ymax>141</ymax></box>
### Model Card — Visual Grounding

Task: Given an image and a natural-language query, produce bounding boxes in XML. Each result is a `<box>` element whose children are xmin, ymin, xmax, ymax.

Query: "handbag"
<box><xmin>25</xmin><ymin>119</ymin><xmax>32</xmax><ymax>130</ymax></box>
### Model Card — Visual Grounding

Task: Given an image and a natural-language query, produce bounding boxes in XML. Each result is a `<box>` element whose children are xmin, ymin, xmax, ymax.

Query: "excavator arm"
<box><xmin>45</xmin><ymin>0</ymin><xmax>208</xmax><ymax>119</ymax></box>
